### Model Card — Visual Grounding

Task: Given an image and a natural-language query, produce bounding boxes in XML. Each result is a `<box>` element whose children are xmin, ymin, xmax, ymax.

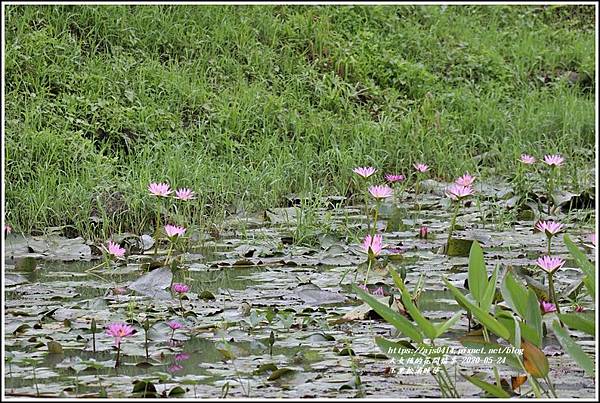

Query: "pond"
<box><xmin>3</xmin><ymin>180</ymin><xmax>596</xmax><ymax>398</ymax></box>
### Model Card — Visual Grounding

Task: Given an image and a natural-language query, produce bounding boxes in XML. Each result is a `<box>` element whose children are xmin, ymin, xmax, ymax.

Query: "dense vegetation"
<box><xmin>4</xmin><ymin>5</ymin><xmax>595</xmax><ymax>238</ymax></box>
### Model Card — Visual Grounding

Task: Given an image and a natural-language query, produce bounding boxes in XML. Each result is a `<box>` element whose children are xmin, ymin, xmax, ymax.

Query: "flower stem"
<box><xmin>364</xmin><ymin>258</ymin><xmax>373</xmax><ymax>287</ymax></box>
<box><xmin>115</xmin><ymin>345</ymin><xmax>121</xmax><ymax>368</ymax></box>
<box><xmin>166</xmin><ymin>239</ymin><xmax>174</xmax><ymax>265</ymax></box>
<box><xmin>446</xmin><ymin>201</ymin><xmax>461</xmax><ymax>248</ymax></box>
<box><xmin>371</xmin><ymin>200</ymin><xmax>380</xmax><ymax>237</ymax></box>
<box><xmin>154</xmin><ymin>207</ymin><xmax>161</xmax><ymax>256</ymax></box>
<box><xmin>548</xmin><ymin>273</ymin><xmax>562</xmax><ymax>318</ymax></box>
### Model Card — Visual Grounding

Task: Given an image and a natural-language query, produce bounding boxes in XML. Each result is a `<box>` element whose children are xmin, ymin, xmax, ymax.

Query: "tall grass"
<box><xmin>4</xmin><ymin>5</ymin><xmax>596</xmax><ymax>239</ymax></box>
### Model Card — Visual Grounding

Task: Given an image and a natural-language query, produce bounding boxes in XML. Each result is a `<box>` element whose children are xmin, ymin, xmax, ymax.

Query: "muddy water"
<box><xmin>4</xmin><ymin>192</ymin><xmax>597</xmax><ymax>398</ymax></box>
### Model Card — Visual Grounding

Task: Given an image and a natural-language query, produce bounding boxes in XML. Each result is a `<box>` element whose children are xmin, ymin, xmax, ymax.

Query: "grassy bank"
<box><xmin>4</xmin><ymin>4</ymin><xmax>596</xmax><ymax>239</ymax></box>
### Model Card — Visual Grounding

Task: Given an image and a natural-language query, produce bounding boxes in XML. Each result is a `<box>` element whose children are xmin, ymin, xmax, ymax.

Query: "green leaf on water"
<box><xmin>267</xmin><ymin>367</ymin><xmax>295</xmax><ymax>381</ymax></box>
<box><xmin>47</xmin><ymin>340</ymin><xmax>63</xmax><ymax>354</ymax></box>
<box><xmin>254</xmin><ymin>363</ymin><xmax>278</xmax><ymax>375</ymax></box>
<box><xmin>551</xmin><ymin>320</ymin><xmax>595</xmax><ymax>377</ymax></box>
<box><xmin>168</xmin><ymin>386</ymin><xmax>186</xmax><ymax>397</ymax></box>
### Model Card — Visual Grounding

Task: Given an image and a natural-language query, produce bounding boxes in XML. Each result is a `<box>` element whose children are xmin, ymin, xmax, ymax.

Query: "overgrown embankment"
<box><xmin>4</xmin><ymin>5</ymin><xmax>596</xmax><ymax>238</ymax></box>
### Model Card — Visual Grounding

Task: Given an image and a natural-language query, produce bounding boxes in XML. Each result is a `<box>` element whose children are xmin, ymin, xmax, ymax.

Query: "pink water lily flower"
<box><xmin>175</xmin><ymin>352</ymin><xmax>190</xmax><ymax>361</ymax></box>
<box><xmin>168</xmin><ymin>321</ymin><xmax>184</xmax><ymax>330</ymax></box>
<box><xmin>519</xmin><ymin>154</ymin><xmax>536</xmax><ymax>164</ymax></box>
<box><xmin>385</xmin><ymin>173</ymin><xmax>405</xmax><ymax>183</ymax></box>
<box><xmin>536</xmin><ymin>255</ymin><xmax>565</xmax><ymax>274</ymax></box>
<box><xmin>543</xmin><ymin>154</ymin><xmax>564</xmax><ymax>167</ymax></box>
<box><xmin>372</xmin><ymin>286</ymin><xmax>385</xmax><ymax>297</ymax></box>
<box><xmin>413</xmin><ymin>163</ymin><xmax>429</xmax><ymax>173</ymax></box>
<box><xmin>175</xmin><ymin>188</ymin><xmax>195</xmax><ymax>201</ymax></box>
<box><xmin>418</xmin><ymin>226</ymin><xmax>429</xmax><ymax>239</ymax></box>
<box><xmin>455</xmin><ymin>173</ymin><xmax>475</xmax><ymax>187</ymax></box>
<box><xmin>148</xmin><ymin>182</ymin><xmax>172</xmax><ymax>197</ymax></box>
<box><xmin>353</xmin><ymin>166</ymin><xmax>377</xmax><ymax>178</ymax></box>
<box><xmin>368</xmin><ymin>185</ymin><xmax>394</xmax><ymax>199</ymax></box>
<box><xmin>534</xmin><ymin>220</ymin><xmax>564</xmax><ymax>236</ymax></box>
<box><xmin>165</xmin><ymin>224</ymin><xmax>186</xmax><ymax>237</ymax></box>
<box><xmin>172</xmin><ymin>283</ymin><xmax>190</xmax><ymax>294</ymax></box>
<box><xmin>445</xmin><ymin>184</ymin><xmax>474</xmax><ymax>200</ymax></box>
<box><xmin>168</xmin><ymin>364</ymin><xmax>184</xmax><ymax>373</ymax></box>
<box><xmin>540</xmin><ymin>300</ymin><xmax>557</xmax><ymax>315</ymax></box>
<box><xmin>358</xmin><ymin>284</ymin><xmax>369</xmax><ymax>292</ymax></box>
<box><xmin>362</xmin><ymin>234</ymin><xmax>384</xmax><ymax>256</ymax></box>
<box><xmin>107</xmin><ymin>241</ymin><xmax>126</xmax><ymax>258</ymax></box>
<box><xmin>575</xmin><ymin>305</ymin><xmax>585</xmax><ymax>313</ymax></box>
<box><xmin>4</xmin><ymin>224</ymin><xmax>12</xmax><ymax>234</ymax></box>
<box><xmin>105</xmin><ymin>322</ymin><xmax>135</xmax><ymax>347</ymax></box>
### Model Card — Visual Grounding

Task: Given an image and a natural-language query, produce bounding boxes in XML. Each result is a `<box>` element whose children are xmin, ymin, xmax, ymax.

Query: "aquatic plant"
<box><xmin>172</xmin><ymin>283</ymin><xmax>190</xmax><ymax>312</ymax></box>
<box><xmin>361</xmin><ymin>233</ymin><xmax>384</xmax><ymax>285</ymax></box>
<box><xmin>174</xmin><ymin>188</ymin><xmax>196</xmax><ymax>201</ymax></box>
<box><xmin>445</xmin><ymin>181</ymin><xmax>475</xmax><ymax>247</ymax></box>
<box><xmin>368</xmin><ymin>185</ymin><xmax>393</xmax><ymax>199</ymax></box>
<box><xmin>540</xmin><ymin>300</ymin><xmax>557</xmax><ymax>315</ymax></box>
<box><xmin>165</xmin><ymin>224</ymin><xmax>186</xmax><ymax>238</ymax></box>
<box><xmin>167</xmin><ymin>321</ymin><xmax>184</xmax><ymax>341</ymax></box>
<box><xmin>105</xmin><ymin>322</ymin><xmax>135</xmax><ymax>367</ymax></box>
<box><xmin>542</xmin><ymin>154</ymin><xmax>564</xmax><ymax>213</ymax></box>
<box><xmin>513</xmin><ymin>154</ymin><xmax>537</xmax><ymax>206</ymax></box>
<box><xmin>412</xmin><ymin>163</ymin><xmax>429</xmax><ymax>210</ymax></box>
<box><xmin>534</xmin><ymin>220</ymin><xmax>564</xmax><ymax>254</ymax></box>
<box><xmin>106</xmin><ymin>241</ymin><xmax>126</xmax><ymax>258</ymax></box>
<box><xmin>455</xmin><ymin>173</ymin><xmax>475</xmax><ymax>187</ymax></box>
<box><xmin>519</xmin><ymin>154</ymin><xmax>536</xmax><ymax>164</ymax></box>
<box><xmin>384</xmin><ymin>173</ymin><xmax>405</xmax><ymax>183</ymax></box>
<box><xmin>353</xmin><ymin>166</ymin><xmax>377</xmax><ymax>178</ymax></box>
<box><xmin>536</xmin><ymin>255</ymin><xmax>565</xmax><ymax>315</ymax></box>
<box><xmin>148</xmin><ymin>182</ymin><xmax>173</xmax><ymax>197</ymax></box>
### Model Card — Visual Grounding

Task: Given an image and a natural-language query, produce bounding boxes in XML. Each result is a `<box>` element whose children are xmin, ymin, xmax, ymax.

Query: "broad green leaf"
<box><xmin>444</xmin><ymin>277</ymin><xmax>510</xmax><ymax>340</ymax></box>
<box><xmin>558</xmin><ymin>313</ymin><xmax>595</xmax><ymax>336</ymax></box>
<box><xmin>462</xmin><ymin>374</ymin><xmax>510</xmax><ymax>398</ymax></box>
<box><xmin>390</xmin><ymin>268</ymin><xmax>437</xmax><ymax>340</ymax></box>
<box><xmin>501</xmin><ymin>271</ymin><xmax>529</xmax><ymax>319</ymax></box>
<box><xmin>551</xmin><ymin>320</ymin><xmax>595</xmax><ymax>377</ymax></box>
<box><xmin>435</xmin><ymin>312</ymin><xmax>462</xmax><ymax>339</ymax></box>
<box><xmin>563</xmin><ymin>234</ymin><xmax>595</xmax><ymax>300</ymax></box>
<box><xmin>524</xmin><ymin>289</ymin><xmax>542</xmax><ymax>347</ymax></box>
<box><xmin>519</xmin><ymin>322</ymin><xmax>540</xmax><ymax>348</ymax></box>
<box><xmin>496</xmin><ymin>311</ymin><xmax>518</xmax><ymax>346</ymax></box>
<box><xmin>468</xmin><ymin>241</ymin><xmax>488</xmax><ymax>303</ymax></box>
<box><xmin>481</xmin><ymin>264</ymin><xmax>499</xmax><ymax>312</ymax></box>
<box><xmin>353</xmin><ymin>285</ymin><xmax>423</xmax><ymax>343</ymax></box>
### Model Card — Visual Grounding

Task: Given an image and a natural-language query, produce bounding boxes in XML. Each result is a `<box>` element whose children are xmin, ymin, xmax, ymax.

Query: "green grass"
<box><xmin>4</xmin><ymin>4</ymin><xmax>596</xmax><ymax>239</ymax></box>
